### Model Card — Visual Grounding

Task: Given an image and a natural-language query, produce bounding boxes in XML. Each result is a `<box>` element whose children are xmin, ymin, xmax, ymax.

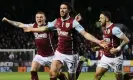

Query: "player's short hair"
<box><xmin>101</xmin><ymin>11</ymin><xmax>111</xmax><ymax>21</ymax></box>
<box><xmin>61</xmin><ymin>2</ymin><xmax>72</xmax><ymax>11</ymax></box>
<box><xmin>36</xmin><ymin>11</ymin><xmax>45</xmax><ymax>16</ymax></box>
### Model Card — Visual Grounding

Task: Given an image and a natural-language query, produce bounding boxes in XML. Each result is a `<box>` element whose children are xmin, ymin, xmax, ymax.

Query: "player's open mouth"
<box><xmin>38</xmin><ymin>21</ymin><xmax>42</xmax><ymax>23</ymax></box>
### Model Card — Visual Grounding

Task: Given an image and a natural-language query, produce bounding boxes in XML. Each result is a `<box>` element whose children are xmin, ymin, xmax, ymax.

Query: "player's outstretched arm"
<box><xmin>23</xmin><ymin>19</ymin><xmax>56</xmax><ymax>32</ymax></box>
<box><xmin>23</xmin><ymin>26</ymin><xmax>49</xmax><ymax>32</ymax></box>
<box><xmin>2</xmin><ymin>17</ymin><xmax>25</xmax><ymax>28</ymax></box>
<box><xmin>80</xmin><ymin>30</ymin><xmax>108</xmax><ymax>48</ymax></box>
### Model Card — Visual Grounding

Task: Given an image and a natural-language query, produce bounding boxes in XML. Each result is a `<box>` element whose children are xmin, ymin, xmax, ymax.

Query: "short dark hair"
<box><xmin>61</xmin><ymin>2</ymin><xmax>72</xmax><ymax>11</ymax></box>
<box><xmin>101</xmin><ymin>11</ymin><xmax>111</xmax><ymax>21</ymax></box>
<box><xmin>36</xmin><ymin>11</ymin><xmax>45</xmax><ymax>16</ymax></box>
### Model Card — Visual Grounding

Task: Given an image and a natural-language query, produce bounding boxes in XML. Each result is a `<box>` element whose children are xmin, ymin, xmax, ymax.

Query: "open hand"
<box><xmin>75</xmin><ymin>13</ymin><xmax>82</xmax><ymax>22</ymax></box>
<box><xmin>99</xmin><ymin>40</ymin><xmax>108</xmax><ymax>49</ymax></box>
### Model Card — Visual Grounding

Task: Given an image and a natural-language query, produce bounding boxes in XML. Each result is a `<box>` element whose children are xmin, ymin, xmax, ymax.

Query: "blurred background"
<box><xmin>0</xmin><ymin>0</ymin><xmax>133</xmax><ymax>73</ymax></box>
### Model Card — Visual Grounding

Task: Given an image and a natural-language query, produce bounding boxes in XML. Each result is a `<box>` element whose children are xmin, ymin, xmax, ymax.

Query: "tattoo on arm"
<box><xmin>119</xmin><ymin>34</ymin><xmax>129</xmax><ymax>48</ymax></box>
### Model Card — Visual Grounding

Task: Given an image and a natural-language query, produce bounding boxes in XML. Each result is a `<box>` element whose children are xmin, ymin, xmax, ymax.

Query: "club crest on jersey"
<box><xmin>66</xmin><ymin>23</ymin><xmax>70</xmax><ymax>28</ymax></box>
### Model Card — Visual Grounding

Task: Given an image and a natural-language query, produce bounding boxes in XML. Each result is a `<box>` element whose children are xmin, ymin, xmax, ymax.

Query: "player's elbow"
<box><xmin>124</xmin><ymin>38</ymin><xmax>130</xmax><ymax>45</ymax></box>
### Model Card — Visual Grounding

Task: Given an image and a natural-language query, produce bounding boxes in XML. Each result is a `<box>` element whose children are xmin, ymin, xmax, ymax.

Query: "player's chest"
<box><xmin>103</xmin><ymin>28</ymin><xmax>113</xmax><ymax>37</ymax></box>
<box><xmin>103</xmin><ymin>29</ymin><xmax>113</xmax><ymax>43</ymax></box>
<box><xmin>55</xmin><ymin>21</ymin><xmax>73</xmax><ymax>31</ymax></box>
<box><xmin>56</xmin><ymin>22</ymin><xmax>73</xmax><ymax>36</ymax></box>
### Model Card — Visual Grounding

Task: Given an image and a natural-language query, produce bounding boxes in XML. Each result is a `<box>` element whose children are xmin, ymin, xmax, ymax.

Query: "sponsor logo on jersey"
<box><xmin>57</xmin><ymin>28</ymin><xmax>68</xmax><ymax>36</ymax></box>
<box><xmin>34</xmin><ymin>33</ymin><xmax>47</xmax><ymax>39</ymax></box>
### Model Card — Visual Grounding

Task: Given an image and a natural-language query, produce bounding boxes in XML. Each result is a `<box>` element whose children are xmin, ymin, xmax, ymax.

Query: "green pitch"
<box><xmin>0</xmin><ymin>72</ymin><xmax>115</xmax><ymax>80</ymax></box>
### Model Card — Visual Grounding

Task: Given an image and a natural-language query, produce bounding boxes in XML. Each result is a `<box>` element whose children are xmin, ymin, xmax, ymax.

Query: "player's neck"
<box><xmin>61</xmin><ymin>14</ymin><xmax>70</xmax><ymax>21</ymax></box>
<box><xmin>38</xmin><ymin>22</ymin><xmax>46</xmax><ymax>27</ymax></box>
<box><xmin>106</xmin><ymin>21</ymin><xmax>112</xmax><ymax>28</ymax></box>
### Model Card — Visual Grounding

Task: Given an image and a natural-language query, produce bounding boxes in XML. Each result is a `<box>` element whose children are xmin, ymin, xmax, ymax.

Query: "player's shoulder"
<box><xmin>112</xmin><ymin>26</ymin><xmax>122</xmax><ymax>35</ymax></box>
<box><xmin>113</xmin><ymin>23</ymin><xmax>124</xmax><ymax>30</ymax></box>
<box><xmin>112</xmin><ymin>26</ymin><xmax>120</xmax><ymax>31</ymax></box>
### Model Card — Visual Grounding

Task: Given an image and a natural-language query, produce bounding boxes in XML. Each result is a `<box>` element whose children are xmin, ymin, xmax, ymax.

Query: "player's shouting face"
<box><xmin>60</xmin><ymin>4</ymin><xmax>70</xmax><ymax>19</ymax></box>
<box><xmin>35</xmin><ymin>13</ymin><xmax>46</xmax><ymax>26</ymax></box>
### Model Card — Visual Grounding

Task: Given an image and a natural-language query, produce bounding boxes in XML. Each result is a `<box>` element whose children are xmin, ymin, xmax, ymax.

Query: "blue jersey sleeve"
<box><xmin>47</xmin><ymin>19</ymin><xmax>57</xmax><ymax>28</ymax></box>
<box><xmin>112</xmin><ymin>27</ymin><xmax>123</xmax><ymax>38</ymax></box>
<box><xmin>72</xmin><ymin>20</ymin><xmax>84</xmax><ymax>32</ymax></box>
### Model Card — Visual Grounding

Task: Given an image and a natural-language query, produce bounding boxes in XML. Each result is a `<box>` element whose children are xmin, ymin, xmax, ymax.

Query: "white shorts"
<box><xmin>53</xmin><ymin>50</ymin><xmax>79</xmax><ymax>73</ymax></box>
<box><xmin>33</xmin><ymin>54</ymin><xmax>53</xmax><ymax>66</ymax></box>
<box><xmin>97</xmin><ymin>54</ymin><xmax>123</xmax><ymax>73</ymax></box>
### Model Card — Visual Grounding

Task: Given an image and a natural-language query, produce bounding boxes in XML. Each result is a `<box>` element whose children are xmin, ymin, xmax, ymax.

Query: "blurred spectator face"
<box><xmin>132</xmin><ymin>49</ymin><xmax>133</xmax><ymax>55</ymax></box>
<box><xmin>99</xmin><ymin>14</ymin><xmax>106</xmax><ymax>27</ymax></box>
<box><xmin>9</xmin><ymin>53</ymin><xmax>14</xmax><ymax>60</ymax></box>
<box><xmin>80</xmin><ymin>43</ymin><xmax>84</xmax><ymax>47</ymax></box>
<box><xmin>128</xmin><ymin>48</ymin><xmax>132</xmax><ymax>54</ymax></box>
<box><xmin>132</xmin><ymin>45</ymin><xmax>133</xmax><ymax>53</ymax></box>
<box><xmin>35</xmin><ymin>13</ymin><xmax>46</xmax><ymax>26</ymax></box>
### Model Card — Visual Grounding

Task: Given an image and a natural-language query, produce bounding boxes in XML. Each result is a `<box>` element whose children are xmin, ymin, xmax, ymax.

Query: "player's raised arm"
<box><xmin>23</xmin><ymin>26</ymin><xmax>49</xmax><ymax>32</ymax></box>
<box><xmin>2</xmin><ymin>17</ymin><xmax>25</xmax><ymax>28</ymax></box>
<box><xmin>23</xmin><ymin>19</ymin><xmax>57</xmax><ymax>32</ymax></box>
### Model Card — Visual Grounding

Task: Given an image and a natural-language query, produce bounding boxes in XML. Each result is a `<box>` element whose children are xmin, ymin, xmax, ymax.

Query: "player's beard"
<box><xmin>62</xmin><ymin>14</ymin><xmax>68</xmax><ymax>19</ymax></box>
<box><xmin>61</xmin><ymin>12</ymin><xmax>68</xmax><ymax>19</ymax></box>
<box><xmin>100</xmin><ymin>21</ymin><xmax>106</xmax><ymax>27</ymax></box>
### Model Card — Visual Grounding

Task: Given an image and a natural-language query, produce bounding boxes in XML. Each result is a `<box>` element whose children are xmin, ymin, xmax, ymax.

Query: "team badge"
<box><xmin>66</xmin><ymin>23</ymin><xmax>70</xmax><ymax>28</ymax></box>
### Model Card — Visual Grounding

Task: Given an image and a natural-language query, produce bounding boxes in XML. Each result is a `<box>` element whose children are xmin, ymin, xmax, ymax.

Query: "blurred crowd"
<box><xmin>0</xmin><ymin>24</ymin><xmax>35</xmax><ymax>62</ymax></box>
<box><xmin>0</xmin><ymin>25</ymin><xmax>35</xmax><ymax>49</ymax></box>
<box><xmin>0</xmin><ymin>51</ymin><xmax>31</xmax><ymax>62</ymax></box>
